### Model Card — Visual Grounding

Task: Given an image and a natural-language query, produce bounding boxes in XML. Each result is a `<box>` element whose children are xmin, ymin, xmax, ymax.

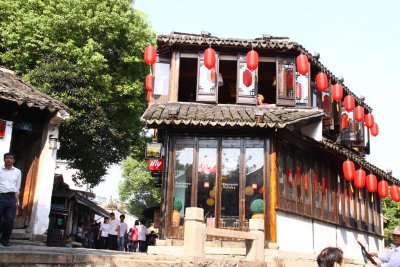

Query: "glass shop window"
<box><xmin>244</xmin><ymin>147</ymin><xmax>264</xmax><ymax>223</ymax></box>
<box><xmin>196</xmin><ymin>140</ymin><xmax>218</xmax><ymax>223</ymax></box>
<box><xmin>220</xmin><ymin>145</ymin><xmax>240</xmax><ymax>228</ymax></box>
<box><xmin>173</xmin><ymin>144</ymin><xmax>194</xmax><ymax>226</ymax></box>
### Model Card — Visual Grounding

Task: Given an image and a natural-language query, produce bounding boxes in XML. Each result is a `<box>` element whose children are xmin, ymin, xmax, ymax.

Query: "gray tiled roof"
<box><xmin>0</xmin><ymin>67</ymin><xmax>68</xmax><ymax>113</ymax></box>
<box><xmin>141</xmin><ymin>103</ymin><xmax>325</xmax><ymax>129</ymax></box>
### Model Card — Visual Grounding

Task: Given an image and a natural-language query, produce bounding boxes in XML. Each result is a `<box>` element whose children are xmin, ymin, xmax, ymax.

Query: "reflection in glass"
<box><xmin>197</xmin><ymin>148</ymin><xmax>217</xmax><ymax>222</ymax></box>
<box><xmin>173</xmin><ymin>146</ymin><xmax>193</xmax><ymax>225</ymax></box>
<box><xmin>277</xmin><ymin>58</ymin><xmax>295</xmax><ymax>98</ymax></box>
<box><xmin>296</xmin><ymin>72</ymin><xmax>309</xmax><ymax>105</ymax></box>
<box><xmin>221</xmin><ymin>148</ymin><xmax>240</xmax><ymax>228</ymax></box>
<box><xmin>245</xmin><ymin>148</ymin><xmax>264</xmax><ymax>221</ymax></box>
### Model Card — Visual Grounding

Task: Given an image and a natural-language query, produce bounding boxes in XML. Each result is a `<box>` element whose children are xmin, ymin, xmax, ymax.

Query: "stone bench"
<box><xmin>183</xmin><ymin>207</ymin><xmax>264</xmax><ymax>262</ymax></box>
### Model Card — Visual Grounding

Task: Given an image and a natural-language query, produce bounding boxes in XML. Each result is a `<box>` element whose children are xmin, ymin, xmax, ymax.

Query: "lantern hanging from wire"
<box><xmin>343</xmin><ymin>159</ymin><xmax>355</xmax><ymax>181</ymax></box>
<box><xmin>296</xmin><ymin>54</ymin><xmax>309</xmax><ymax>75</ymax></box>
<box><xmin>246</xmin><ymin>50</ymin><xmax>259</xmax><ymax>71</ymax></box>
<box><xmin>364</xmin><ymin>113</ymin><xmax>375</xmax><ymax>129</ymax></box>
<box><xmin>145</xmin><ymin>74</ymin><xmax>153</xmax><ymax>92</ymax></box>
<box><xmin>354</xmin><ymin>105</ymin><xmax>364</xmax><ymax>122</ymax></box>
<box><xmin>371</xmin><ymin>122</ymin><xmax>379</xmax><ymax>137</ymax></box>
<box><xmin>316</xmin><ymin>72</ymin><xmax>328</xmax><ymax>92</ymax></box>
<box><xmin>332</xmin><ymin>83</ymin><xmax>343</xmax><ymax>102</ymax></box>
<box><xmin>366</xmin><ymin>173</ymin><xmax>377</xmax><ymax>193</ymax></box>
<box><xmin>344</xmin><ymin>95</ymin><xmax>355</xmax><ymax>112</ymax></box>
<box><xmin>354</xmin><ymin>168</ymin><xmax>366</xmax><ymax>189</ymax></box>
<box><xmin>391</xmin><ymin>185</ymin><xmax>400</xmax><ymax>202</ymax></box>
<box><xmin>144</xmin><ymin>45</ymin><xmax>157</xmax><ymax>65</ymax></box>
<box><xmin>204</xmin><ymin>47</ymin><xmax>216</xmax><ymax>69</ymax></box>
<box><xmin>378</xmin><ymin>180</ymin><xmax>389</xmax><ymax>198</ymax></box>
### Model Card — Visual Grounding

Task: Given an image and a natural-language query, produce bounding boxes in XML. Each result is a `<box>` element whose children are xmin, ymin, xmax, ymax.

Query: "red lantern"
<box><xmin>354</xmin><ymin>169</ymin><xmax>366</xmax><ymax>189</ymax></box>
<box><xmin>144</xmin><ymin>45</ymin><xmax>156</xmax><ymax>65</ymax></box>
<box><xmin>332</xmin><ymin>83</ymin><xmax>343</xmax><ymax>102</ymax></box>
<box><xmin>296</xmin><ymin>54</ymin><xmax>309</xmax><ymax>75</ymax></box>
<box><xmin>341</xmin><ymin>114</ymin><xmax>349</xmax><ymax>129</ymax></box>
<box><xmin>354</xmin><ymin>106</ymin><xmax>364</xmax><ymax>122</ymax></box>
<box><xmin>145</xmin><ymin>74</ymin><xmax>153</xmax><ymax>92</ymax></box>
<box><xmin>378</xmin><ymin>180</ymin><xmax>389</xmax><ymax>198</ymax></box>
<box><xmin>344</xmin><ymin>95</ymin><xmax>355</xmax><ymax>112</ymax></box>
<box><xmin>243</xmin><ymin>69</ymin><xmax>252</xmax><ymax>87</ymax></box>
<box><xmin>316</xmin><ymin>72</ymin><xmax>328</xmax><ymax>92</ymax></box>
<box><xmin>296</xmin><ymin>83</ymin><xmax>302</xmax><ymax>99</ymax></box>
<box><xmin>286</xmin><ymin>71</ymin><xmax>294</xmax><ymax>89</ymax></box>
<box><xmin>343</xmin><ymin>160</ymin><xmax>355</xmax><ymax>181</ymax></box>
<box><xmin>204</xmin><ymin>48</ymin><xmax>216</xmax><ymax>69</ymax></box>
<box><xmin>366</xmin><ymin>174</ymin><xmax>377</xmax><ymax>193</ymax></box>
<box><xmin>208</xmin><ymin>68</ymin><xmax>216</xmax><ymax>83</ymax></box>
<box><xmin>246</xmin><ymin>50</ymin><xmax>259</xmax><ymax>71</ymax></box>
<box><xmin>287</xmin><ymin>168</ymin><xmax>293</xmax><ymax>187</ymax></box>
<box><xmin>391</xmin><ymin>185</ymin><xmax>400</xmax><ymax>202</ymax></box>
<box><xmin>371</xmin><ymin>122</ymin><xmax>379</xmax><ymax>137</ymax></box>
<box><xmin>304</xmin><ymin>173</ymin><xmax>308</xmax><ymax>191</ymax></box>
<box><xmin>364</xmin><ymin>113</ymin><xmax>374</xmax><ymax>129</ymax></box>
<box><xmin>321</xmin><ymin>176</ymin><xmax>326</xmax><ymax>195</ymax></box>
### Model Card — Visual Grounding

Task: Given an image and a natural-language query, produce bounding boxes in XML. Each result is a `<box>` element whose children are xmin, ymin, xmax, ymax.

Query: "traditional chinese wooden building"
<box><xmin>140</xmin><ymin>32</ymin><xmax>397</xmax><ymax>258</ymax></box>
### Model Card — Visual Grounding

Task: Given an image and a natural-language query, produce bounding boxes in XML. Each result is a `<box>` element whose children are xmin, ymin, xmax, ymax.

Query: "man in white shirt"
<box><xmin>369</xmin><ymin>226</ymin><xmax>400</xmax><ymax>267</ymax></box>
<box><xmin>107</xmin><ymin>212</ymin><xmax>119</xmax><ymax>250</ymax></box>
<box><xmin>0</xmin><ymin>152</ymin><xmax>22</xmax><ymax>247</ymax></box>
<box><xmin>117</xmin><ymin>214</ymin><xmax>128</xmax><ymax>251</ymax></box>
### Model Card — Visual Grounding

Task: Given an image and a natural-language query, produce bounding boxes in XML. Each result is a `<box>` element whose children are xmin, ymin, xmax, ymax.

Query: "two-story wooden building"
<box><xmin>141</xmin><ymin>32</ymin><xmax>396</xmax><ymax>258</ymax></box>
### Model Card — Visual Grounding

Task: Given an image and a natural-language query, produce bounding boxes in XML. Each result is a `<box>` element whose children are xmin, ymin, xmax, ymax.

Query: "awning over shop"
<box><xmin>141</xmin><ymin>103</ymin><xmax>325</xmax><ymax>129</ymax></box>
<box><xmin>72</xmin><ymin>193</ymin><xmax>110</xmax><ymax>218</ymax></box>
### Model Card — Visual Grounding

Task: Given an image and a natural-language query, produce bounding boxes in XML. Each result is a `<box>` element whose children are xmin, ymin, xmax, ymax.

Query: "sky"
<box><xmin>94</xmin><ymin>0</ymin><xmax>400</xmax><ymax>198</ymax></box>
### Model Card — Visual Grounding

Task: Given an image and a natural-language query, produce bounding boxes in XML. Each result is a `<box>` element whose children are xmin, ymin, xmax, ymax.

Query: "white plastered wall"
<box><xmin>0</xmin><ymin>120</ymin><xmax>13</xmax><ymax>156</ymax></box>
<box><xmin>276</xmin><ymin>211</ymin><xmax>383</xmax><ymax>260</ymax></box>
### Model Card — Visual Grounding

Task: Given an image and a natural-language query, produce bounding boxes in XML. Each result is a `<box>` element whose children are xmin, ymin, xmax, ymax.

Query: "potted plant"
<box><xmin>250</xmin><ymin>199</ymin><xmax>264</xmax><ymax>219</ymax></box>
<box><xmin>172</xmin><ymin>197</ymin><xmax>183</xmax><ymax>226</ymax></box>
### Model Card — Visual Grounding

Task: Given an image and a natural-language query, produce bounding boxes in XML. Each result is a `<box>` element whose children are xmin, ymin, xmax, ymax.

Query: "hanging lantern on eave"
<box><xmin>243</xmin><ymin>69</ymin><xmax>252</xmax><ymax>87</ymax></box>
<box><xmin>246</xmin><ymin>50</ymin><xmax>259</xmax><ymax>71</ymax></box>
<box><xmin>321</xmin><ymin>176</ymin><xmax>326</xmax><ymax>195</ymax></box>
<box><xmin>366</xmin><ymin>173</ymin><xmax>377</xmax><ymax>193</ymax></box>
<box><xmin>286</xmin><ymin>71</ymin><xmax>294</xmax><ymax>89</ymax></box>
<box><xmin>296</xmin><ymin>54</ymin><xmax>309</xmax><ymax>75</ymax></box>
<box><xmin>145</xmin><ymin>74</ymin><xmax>153</xmax><ymax>92</ymax></box>
<box><xmin>296</xmin><ymin>83</ymin><xmax>302</xmax><ymax>99</ymax></box>
<box><xmin>144</xmin><ymin>45</ymin><xmax>157</xmax><ymax>65</ymax></box>
<box><xmin>354</xmin><ymin>168</ymin><xmax>366</xmax><ymax>189</ymax></box>
<box><xmin>344</xmin><ymin>95</ymin><xmax>355</xmax><ymax>112</ymax></box>
<box><xmin>365</xmin><ymin>113</ymin><xmax>375</xmax><ymax>129</ymax></box>
<box><xmin>341</xmin><ymin>113</ymin><xmax>349</xmax><ymax>129</ymax></box>
<box><xmin>304</xmin><ymin>173</ymin><xmax>308</xmax><ymax>191</ymax></box>
<box><xmin>204</xmin><ymin>47</ymin><xmax>216</xmax><ymax>69</ymax></box>
<box><xmin>287</xmin><ymin>168</ymin><xmax>293</xmax><ymax>187</ymax></box>
<box><xmin>316</xmin><ymin>72</ymin><xmax>328</xmax><ymax>92</ymax></box>
<box><xmin>378</xmin><ymin>180</ymin><xmax>389</xmax><ymax>198</ymax></box>
<box><xmin>391</xmin><ymin>185</ymin><xmax>400</xmax><ymax>202</ymax></box>
<box><xmin>354</xmin><ymin>105</ymin><xmax>365</xmax><ymax>122</ymax></box>
<box><xmin>371</xmin><ymin>122</ymin><xmax>379</xmax><ymax>137</ymax></box>
<box><xmin>332</xmin><ymin>83</ymin><xmax>343</xmax><ymax>102</ymax></box>
<box><xmin>343</xmin><ymin>160</ymin><xmax>355</xmax><ymax>181</ymax></box>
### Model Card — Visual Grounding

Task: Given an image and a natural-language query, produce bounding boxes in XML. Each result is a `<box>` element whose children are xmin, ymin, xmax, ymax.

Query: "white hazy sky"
<box><xmin>94</xmin><ymin>0</ymin><xmax>400</xmax><ymax>198</ymax></box>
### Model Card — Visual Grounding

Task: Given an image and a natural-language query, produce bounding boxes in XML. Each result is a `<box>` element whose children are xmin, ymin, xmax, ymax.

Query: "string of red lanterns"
<box><xmin>144</xmin><ymin>44</ymin><xmax>157</xmax><ymax>105</ymax></box>
<box><xmin>246</xmin><ymin>50</ymin><xmax>259</xmax><ymax>71</ymax></box>
<box><xmin>316</xmin><ymin>72</ymin><xmax>328</xmax><ymax>92</ymax></box>
<box><xmin>354</xmin><ymin>105</ymin><xmax>364</xmax><ymax>122</ymax></box>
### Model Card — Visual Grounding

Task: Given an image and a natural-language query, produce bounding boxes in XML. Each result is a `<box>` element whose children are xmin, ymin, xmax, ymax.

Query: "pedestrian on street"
<box><xmin>129</xmin><ymin>220</ymin><xmax>139</xmax><ymax>252</ymax></box>
<box><xmin>107</xmin><ymin>212</ymin><xmax>119</xmax><ymax>250</ymax></box>
<box><xmin>117</xmin><ymin>214</ymin><xmax>128</xmax><ymax>251</ymax></box>
<box><xmin>137</xmin><ymin>220</ymin><xmax>148</xmax><ymax>252</ymax></box>
<box><xmin>0</xmin><ymin>152</ymin><xmax>22</xmax><ymax>247</ymax></box>
<box><xmin>97</xmin><ymin>217</ymin><xmax>110</xmax><ymax>249</ymax></box>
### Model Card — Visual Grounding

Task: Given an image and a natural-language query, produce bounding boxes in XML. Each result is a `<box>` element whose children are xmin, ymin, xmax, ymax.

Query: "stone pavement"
<box><xmin>0</xmin><ymin>244</ymin><xmax>268</xmax><ymax>267</ymax></box>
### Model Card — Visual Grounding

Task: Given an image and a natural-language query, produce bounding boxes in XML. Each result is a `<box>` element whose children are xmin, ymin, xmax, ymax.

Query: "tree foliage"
<box><xmin>119</xmin><ymin>157</ymin><xmax>161</xmax><ymax>219</ymax></box>
<box><xmin>383</xmin><ymin>195</ymin><xmax>400</xmax><ymax>245</ymax></box>
<box><xmin>0</xmin><ymin>0</ymin><xmax>155</xmax><ymax>185</ymax></box>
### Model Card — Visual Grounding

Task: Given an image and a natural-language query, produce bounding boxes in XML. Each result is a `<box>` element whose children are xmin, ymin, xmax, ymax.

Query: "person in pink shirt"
<box><xmin>129</xmin><ymin>220</ymin><xmax>139</xmax><ymax>252</ymax></box>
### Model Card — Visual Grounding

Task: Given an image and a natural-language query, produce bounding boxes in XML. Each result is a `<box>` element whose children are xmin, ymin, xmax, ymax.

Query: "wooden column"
<box><xmin>269</xmin><ymin>138</ymin><xmax>277</xmax><ymax>243</ymax></box>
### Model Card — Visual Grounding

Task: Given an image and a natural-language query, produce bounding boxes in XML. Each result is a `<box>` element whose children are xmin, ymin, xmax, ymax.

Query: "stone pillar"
<box><xmin>183</xmin><ymin>207</ymin><xmax>205</xmax><ymax>258</ymax></box>
<box><xmin>246</xmin><ymin>219</ymin><xmax>265</xmax><ymax>262</ymax></box>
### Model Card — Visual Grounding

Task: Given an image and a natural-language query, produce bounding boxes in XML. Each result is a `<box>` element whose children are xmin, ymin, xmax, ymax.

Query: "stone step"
<box><xmin>10</xmin><ymin>232</ymin><xmax>31</xmax><ymax>240</ymax></box>
<box><xmin>9</xmin><ymin>239</ymin><xmax>46</xmax><ymax>246</ymax></box>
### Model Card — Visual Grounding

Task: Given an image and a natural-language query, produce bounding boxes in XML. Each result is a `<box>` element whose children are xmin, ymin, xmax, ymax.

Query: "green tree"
<box><xmin>119</xmin><ymin>157</ymin><xmax>161</xmax><ymax>219</ymax></box>
<box><xmin>383</xmin><ymin>195</ymin><xmax>400</xmax><ymax>245</ymax></box>
<box><xmin>0</xmin><ymin>0</ymin><xmax>155</xmax><ymax>185</ymax></box>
